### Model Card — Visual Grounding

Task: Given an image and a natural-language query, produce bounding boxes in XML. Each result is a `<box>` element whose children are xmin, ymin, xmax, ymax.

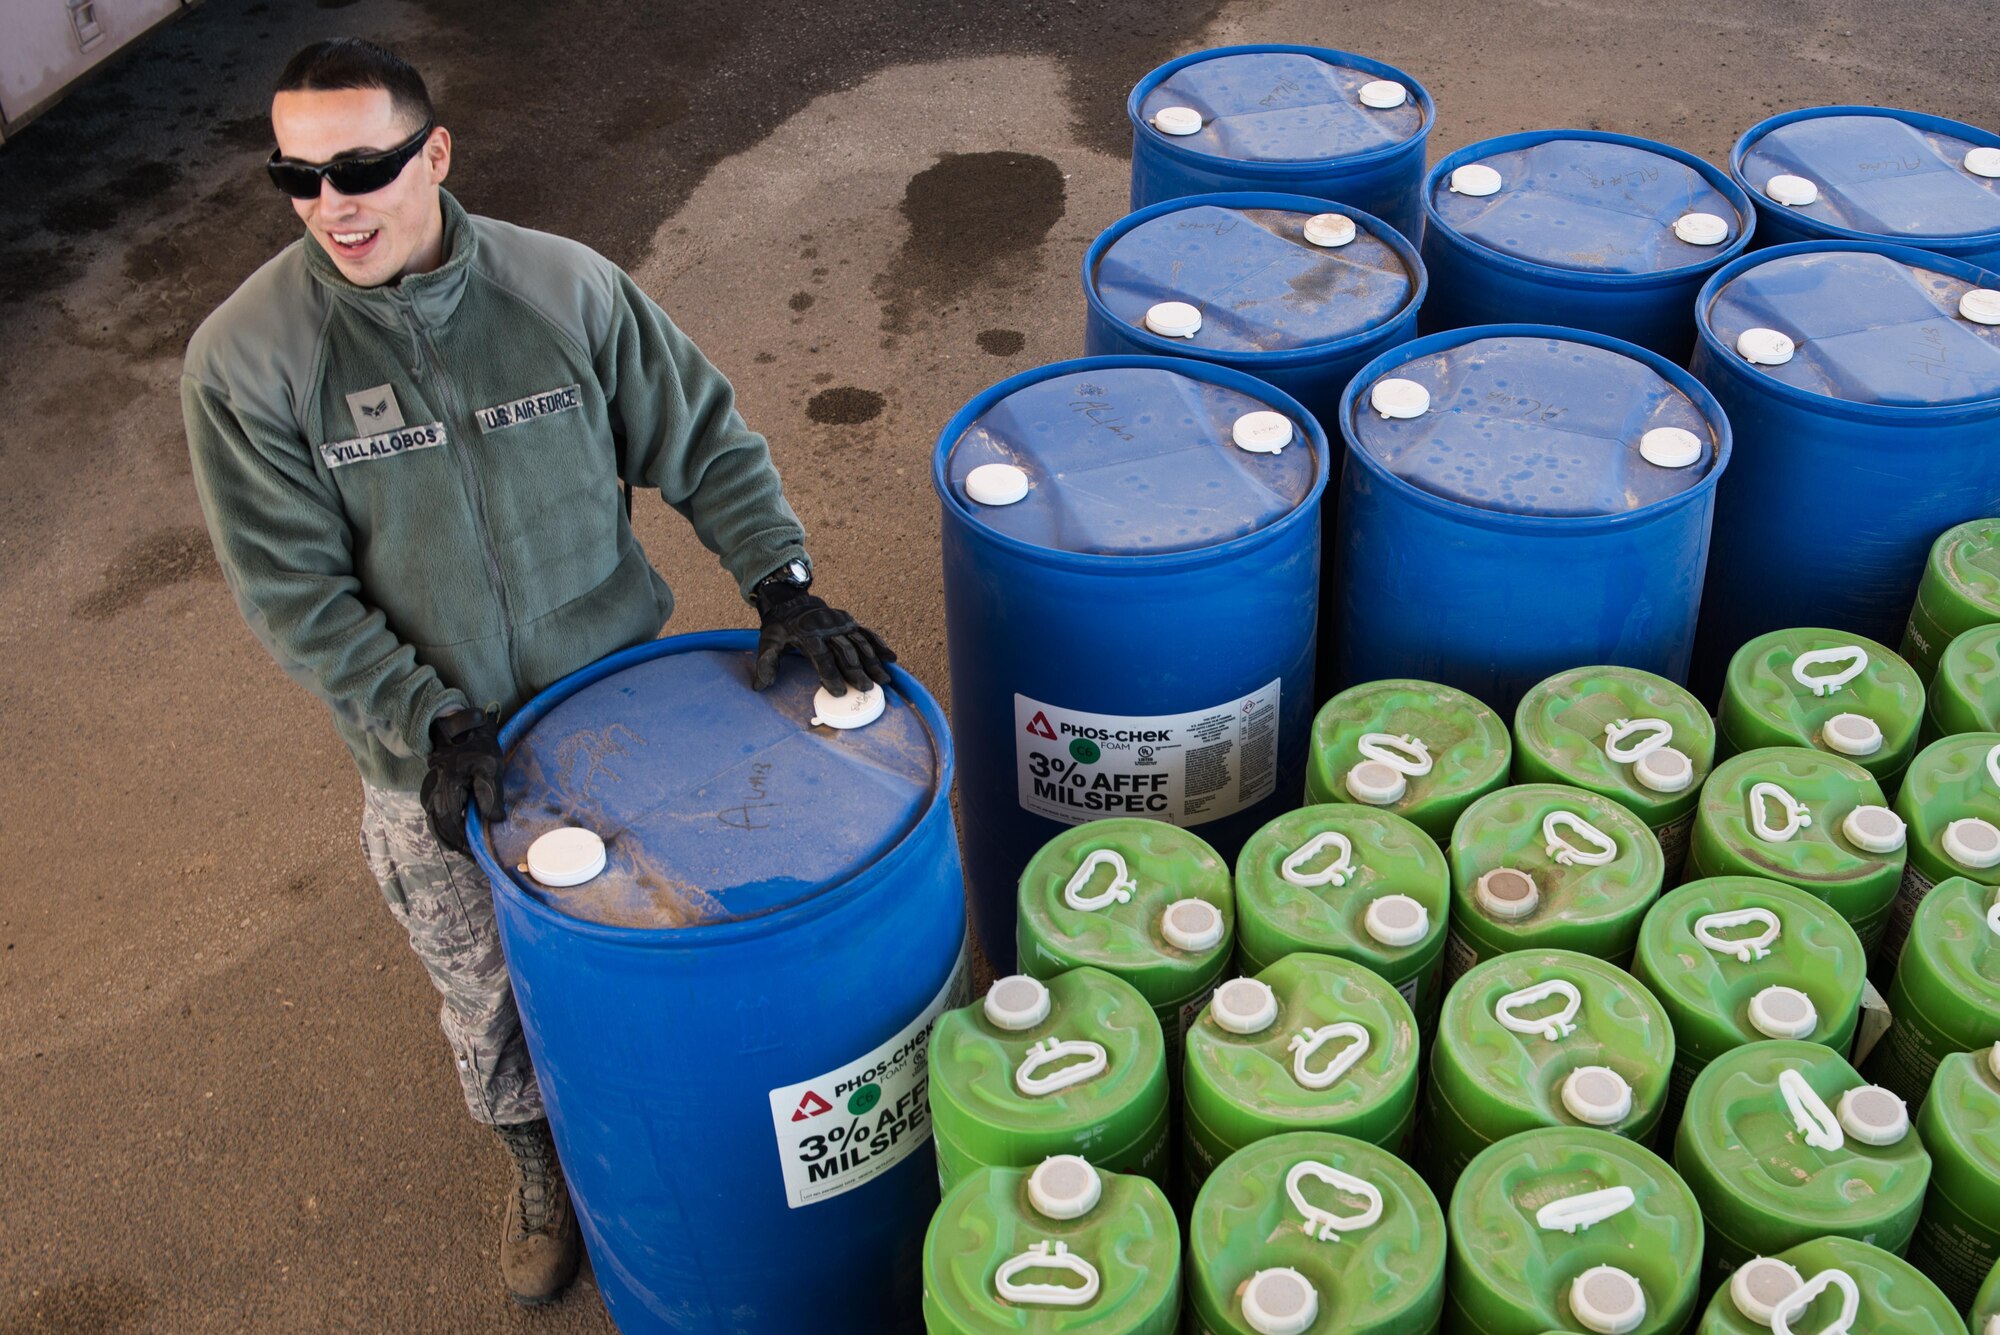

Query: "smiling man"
<box><xmin>181</xmin><ymin>38</ymin><xmax>892</xmax><ymax>1305</ymax></box>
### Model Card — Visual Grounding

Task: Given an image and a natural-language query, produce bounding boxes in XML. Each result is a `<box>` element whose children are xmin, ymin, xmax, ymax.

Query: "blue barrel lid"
<box><xmin>1088</xmin><ymin>198</ymin><xmax>1417</xmax><ymax>354</ymax></box>
<box><xmin>1702</xmin><ymin>246</ymin><xmax>2000</xmax><ymax>408</ymax></box>
<box><xmin>942</xmin><ymin>362</ymin><xmax>1320</xmax><ymax>556</ymax></box>
<box><xmin>483</xmin><ymin>643</ymin><xmax>939</xmax><ymax>929</ymax></box>
<box><xmin>1428</xmin><ymin>131</ymin><xmax>1748</xmax><ymax>276</ymax></box>
<box><xmin>1135</xmin><ymin>48</ymin><xmax>1427</xmax><ymax>164</ymax></box>
<box><xmin>1345</xmin><ymin>330</ymin><xmax>1721</xmax><ymax>517</ymax></box>
<box><xmin>1737</xmin><ymin>107</ymin><xmax>2000</xmax><ymax>242</ymax></box>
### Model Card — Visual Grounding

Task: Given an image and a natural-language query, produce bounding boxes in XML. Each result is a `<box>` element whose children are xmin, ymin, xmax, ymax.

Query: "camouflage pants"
<box><xmin>359</xmin><ymin>782</ymin><xmax>543</xmax><ymax>1126</ymax></box>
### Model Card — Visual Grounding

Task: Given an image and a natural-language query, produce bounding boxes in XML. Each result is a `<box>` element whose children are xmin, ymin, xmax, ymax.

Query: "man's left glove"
<box><xmin>752</xmin><ymin>583</ymin><xmax>897</xmax><ymax>695</ymax></box>
<box><xmin>421</xmin><ymin>709</ymin><xmax>505</xmax><ymax>856</ymax></box>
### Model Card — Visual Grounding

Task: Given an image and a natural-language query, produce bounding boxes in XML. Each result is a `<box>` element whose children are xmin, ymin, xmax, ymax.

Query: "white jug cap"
<box><xmin>1371</xmin><ymin>377</ymin><xmax>1431</xmax><ymax>419</ymax></box>
<box><xmin>1027</xmin><ymin>1155</ymin><xmax>1102</xmax><ymax>1220</ymax></box>
<box><xmin>1570</xmin><ymin>1265</ymin><xmax>1648</xmax><ymax>1334</ymax></box>
<box><xmin>1153</xmin><ymin>105</ymin><xmax>1203</xmax><ymax>136</ymax></box>
<box><xmin>1985</xmin><ymin>1315</ymin><xmax>1999</xmax><ymax>1335</ymax></box>
<box><xmin>1961</xmin><ymin>288</ymin><xmax>2000</xmax><ymax>325</ymax></box>
<box><xmin>965</xmin><ymin>462</ymin><xmax>1029</xmax><ymax>506</ymax></box>
<box><xmin>1242</xmin><ymin>1268</ymin><xmax>1319</xmax><ymax>1335</ymax></box>
<box><xmin>1639</xmin><ymin>427</ymin><xmax>1702</xmax><ymax>469</ymax></box>
<box><xmin>1738</xmin><ymin>327</ymin><xmax>1796</xmax><ymax>365</ymax></box>
<box><xmin>1145</xmin><ymin>300</ymin><xmax>1202</xmax><ymax>338</ymax></box>
<box><xmin>1840</xmin><ymin>804</ymin><xmax>1905</xmax><ymax>855</ymax></box>
<box><xmin>1634</xmin><ymin>745</ymin><xmax>1695</xmax><ymax>793</ymax></box>
<box><xmin>1364</xmin><ymin>894</ymin><xmax>1429</xmax><ymax>947</ymax></box>
<box><xmin>1475</xmin><ymin>867</ymin><xmax>1541</xmax><ymax>921</ymax></box>
<box><xmin>1766</xmin><ymin>173</ymin><xmax>1820</xmax><ymax>206</ymax></box>
<box><xmin>1561</xmin><ymin>1066</ymin><xmax>1634</xmax><ymax>1126</ymax></box>
<box><xmin>1731</xmin><ymin>1257</ymin><xmax>1806</xmax><ymax>1325</ymax></box>
<box><xmin>1304</xmin><ymin>212</ymin><xmax>1357</xmax><ymax>247</ymax></box>
<box><xmin>1212</xmin><ymin>977</ymin><xmax>1279</xmax><ymax>1035</ymax></box>
<box><xmin>1674</xmin><ymin>212</ymin><xmax>1730</xmax><ymax>246</ymax></box>
<box><xmin>812</xmin><ymin>682</ymin><xmax>885</xmax><ymax>730</ymax></box>
<box><xmin>1837</xmin><ymin>1083</ymin><xmax>1910</xmax><ymax>1145</ymax></box>
<box><xmin>1345</xmin><ymin>759</ymin><xmax>1408</xmax><ymax>805</ymax></box>
<box><xmin>1945</xmin><ymin>817</ymin><xmax>2000</xmax><ymax>869</ymax></box>
<box><xmin>525</xmin><ymin>827</ymin><xmax>607</xmax><ymax>888</ymax></box>
<box><xmin>1966</xmin><ymin>146</ymin><xmax>2000</xmax><ymax>178</ymax></box>
<box><xmin>1162</xmin><ymin>897</ymin><xmax>1226</xmax><ymax>952</ymax></box>
<box><xmin>1358</xmin><ymin>79</ymin><xmax>1408</xmax><ymax>108</ymax></box>
<box><xmin>1989</xmin><ymin>1040</ymin><xmax>2000</xmax><ymax>1082</ymax></box>
<box><xmin>1821</xmin><ymin>712</ymin><xmax>1883</xmax><ymax>757</ymax></box>
<box><xmin>1233</xmin><ymin>410</ymin><xmax>1294</xmax><ymax>454</ymax></box>
<box><xmin>1749</xmin><ymin>984</ymin><xmax>1819</xmax><ymax>1039</ymax></box>
<box><xmin>1450</xmin><ymin>163</ymin><xmax>1503</xmax><ymax>197</ymax></box>
<box><xmin>985</xmin><ymin>974</ymin><xmax>1052</xmax><ymax>1031</ymax></box>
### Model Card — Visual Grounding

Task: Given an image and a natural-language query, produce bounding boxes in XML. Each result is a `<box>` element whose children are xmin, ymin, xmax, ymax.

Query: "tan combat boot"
<box><xmin>494</xmin><ymin>1118</ymin><xmax>582</xmax><ymax>1304</ymax></box>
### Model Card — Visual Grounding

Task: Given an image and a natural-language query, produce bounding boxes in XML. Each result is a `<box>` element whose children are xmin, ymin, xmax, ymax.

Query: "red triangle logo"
<box><xmin>1026</xmin><ymin>711</ymin><xmax>1057</xmax><ymax>740</ymax></box>
<box><xmin>791</xmin><ymin>1091</ymin><xmax>832</xmax><ymax>1122</ymax></box>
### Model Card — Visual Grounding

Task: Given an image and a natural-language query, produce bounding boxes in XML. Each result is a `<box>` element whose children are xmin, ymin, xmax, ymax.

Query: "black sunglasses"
<box><xmin>266</xmin><ymin>118</ymin><xmax>434</xmax><ymax>200</ymax></box>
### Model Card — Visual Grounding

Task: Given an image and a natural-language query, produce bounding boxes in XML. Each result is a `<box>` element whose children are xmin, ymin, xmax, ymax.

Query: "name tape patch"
<box><xmin>319</xmin><ymin>422</ymin><xmax>447</xmax><ymax>470</ymax></box>
<box><xmin>476</xmin><ymin>384</ymin><xmax>582</xmax><ymax>432</ymax></box>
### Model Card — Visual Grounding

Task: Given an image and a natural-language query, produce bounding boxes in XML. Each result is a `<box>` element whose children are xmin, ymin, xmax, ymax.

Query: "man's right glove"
<box><xmin>420</xmin><ymin>709</ymin><xmax>504</xmax><ymax>856</ymax></box>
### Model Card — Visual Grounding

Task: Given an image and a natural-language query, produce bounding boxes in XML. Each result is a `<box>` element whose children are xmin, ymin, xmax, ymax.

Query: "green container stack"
<box><xmin>1924</xmin><ymin>624</ymin><xmax>2000</xmax><ymax>744</ymax></box>
<box><xmin>1303</xmin><ymin>679</ymin><xmax>1513</xmax><ymax>842</ymax></box>
<box><xmin>1717</xmin><ymin>629</ymin><xmax>1926</xmax><ymax>796</ymax></box>
<box><xmin>1884</xmin><ymin>734</ymin><xmax>2000</xmax><ymax>973</ymax></box>
<box><xmin>1906</xmin><ymin>1044</ymin><xmax>2000</xmax><ymax>1312</ymax></box>
<box><xmin>1903</xmin><ymin>517</ymin><xmax>2000</xmax><ymax>685</ymax></box>
<box><xmin>1863</xmin><ymin>876</ymin><xmax>2000</xmax><ymax>1105</ymax></box>
<box><xmin>1692</xmin><ymin>1235</ymin><xmax>1962</xmax><ymax>1334</ymax></box>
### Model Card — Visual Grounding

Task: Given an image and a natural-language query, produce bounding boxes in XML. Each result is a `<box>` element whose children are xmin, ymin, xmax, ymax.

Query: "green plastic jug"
<box><xmin>1684</xmin><ymin>747</ymin><xmax>1906</xmax><ymax>955</ymax></box>
<box><xmin>1631</xmin><ymin>877</ymin><xmax>1867</xmax><ymax>1137</ymax></box>
<box><xmin>1973</xmin><ymin>1256</ymin><xmax>2000</xmax><ymax>1335</ymax></box>
<box><xmin>1903</xmin><ymin>517</ymin><xmax>2000</xmax><ymax>685</ymax></box>
<box><xmin>929</xmin><ymin>969</ymin><xmax>1171</xmax><ymax>1193</ymax></box>
<box><xmin>1884</xmin><ymin>735</ymin><xmax>2000</xmax><ymax>974</ymax></box>
<box><xmin>1716</xmin><ymin>629</ymin><xmax>1926</xmax><ymax>796</ymax></box>
<box><xmin>1424</xmin><ymin>949</ymin><xmax>1674</xmax><ymax>1196</ymax></box>
<box><xmin>1674</xmin><ymin>1038</ymin><xmax>1933</xmax><ymax>1280</ymax></box>
<box><xmin>1513</xmin><ymin>665</ymin><xmax>1716</xmax><ymax>874</ymax></box>
<box><xmin>1181</xmin><ymin>953</ymin><xmax>1420</xmax><ymax>1198</ymax></box>
<box><xmin>1303</xmin><ymin>679</ymin><xmax>1513</xmax><ymax>842</ymax></box>
<box><xmin>1234</xmin><ymin>804</ymin><xmax>1450</xmax><ymax>1036</ymax></box>
<box><xmin>1692</xmin><ymin>1234</ymin><xmax>1962</xmax><ymax>1334</ymax></box>
<box><xmin>922</xmin><ymin>1157</ymin><xmax>1180</xmax><ymax>1333</ymax></box>
<box><xmin>1923</xmin><ymin>625</ymin><xmax>2000</xmax><ymax>746</ymax></box>
<box><xmin>1863</xmin><ymin>877</ymin><xmax>2000</xmax><ymax>1104</ymax></box>
<box><xmin>1906</xmin><ymin>1045</ymin><xmax>2000</xmax><ymax>1312</ymax></box>
<box><xmin>1017</xmin><ymin>819</ymin><xmax>1234</xmax><ymax>1065</ymax></box>
<box><xmin>1445</xmin><ymin>1126</ymin><xmax>1703</xmax><ymax>1335</ymax></box>
<box><xmin>1445</xmin><ymin>784</ymin><xmax>1665</xmax><ymax>982</ymax></box>
<box><xmin>1185</xmin><ymin>1131</ymin><xmax>1444</xmax><ymax>1335</ymax></box>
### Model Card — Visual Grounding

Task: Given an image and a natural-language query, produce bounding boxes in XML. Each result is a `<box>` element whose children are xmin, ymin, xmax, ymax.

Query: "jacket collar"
<box><xmin>302</xmin><ymin>188</ymin><xmax>477</xmax><ymax>331</ymax></box>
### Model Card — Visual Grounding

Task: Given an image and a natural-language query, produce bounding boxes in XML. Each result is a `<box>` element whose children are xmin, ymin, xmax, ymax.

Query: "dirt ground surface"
<box><xmin>2</xmin><ymin>0</ymin><xmax>1997</xmax><ymax>1329</ymax></box>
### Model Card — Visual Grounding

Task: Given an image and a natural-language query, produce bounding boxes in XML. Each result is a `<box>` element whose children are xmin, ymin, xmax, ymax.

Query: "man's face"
<box><xmin>271</xmin><ymin>86</ymin><xmax>450</xmax><ymax>287</ymax></box>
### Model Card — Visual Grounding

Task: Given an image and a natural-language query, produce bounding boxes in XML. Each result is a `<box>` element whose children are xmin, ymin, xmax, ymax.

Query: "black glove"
<box><xmin>752</xmin><ymin>583</ymin><xmax>896</xmax><ymax>695</ymax></box>
<box><xmin>420</xmin><ymin>709</ymin><xmax>504</xmax><ymax>855</ymax></box>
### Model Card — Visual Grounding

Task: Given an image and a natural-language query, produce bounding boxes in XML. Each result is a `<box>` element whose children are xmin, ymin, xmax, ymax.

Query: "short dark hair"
<box><xmin>274</xmin><ymin>38</ymin><xmax>433</xmax><ymax>132</ymax></box>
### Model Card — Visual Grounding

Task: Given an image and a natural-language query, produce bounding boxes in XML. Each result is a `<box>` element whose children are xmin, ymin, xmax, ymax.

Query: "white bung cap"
<box><xmin>1364</xmin><ymin>894</ymin><xmax>1429</xmax><ymax>947</ymax></box>
<box><xmin>1766</xmin><ymin>173</ymin><xmax>1820</xmax><ymax>206</ymax></box>
<box><xmin>1027</xmin><ymin>1155</ymin><xmax>1102</xmax><ymax>1220</ymax></box>
<box><xmin>1945</xmin><ymin>817</ymin><xmax>2000</xmax><ymax>869</ymax></box>
<box><xmin>984</xmin><ymin>975</ymin><xmax>1052</xmax><ymax>1031</ymax></box>
<box><xmin>1161</xmin><ymin>897</ymin><xmax>1226</xmax><ymax>952</ymax></box>
<box><xmin>1821</xmin><ymin>712</ymin><xmax>1883</xmax><ymax>757</ymax></box>
<box><xmin>1450</xmin><ymin>163</ymin><xmax>1503</xmax><ymax>197</ymax></box>
<box><xmin>1241</xmin><ymin>1268</ymin><xmax>1319</xmax><ymax>1335</ymax></box>
<box><xmin>1961</xmin><ymin>288</ymin><xmax>2000</xmax><ymax>325</ymax></box>
<box><xmin>811</xmin><ymin>682</ymin><xmax>886</xmax><ymax>730</ymax></box>
<box><xmin>1837</xmin><ymin>1083</ymin><xmax>1910</xmax><ymax>1146</ymax></box>
<box><xmin>1989</xmin><ymin>1040</ymin><xmax>2000</xmax><ymax>1082</ymax></box>
<box><xmin>1153</xmin><ymin>105</ymin><xmax>1203</xmax><ymax>136</ymax></box>
<box><xmin>1570</xmin><ymin>1265</ymin><xmax>1648</xmax><ymax>1334</ymax></box>
<box><xmin>1371</xmin><ymin>377</ymin><xmax>1431</xmax><ymax>418</ymax></box>
<box><xmin>1634</xmin><ymin>745</ymin><xmax>1695</xmax><ymax>793</ymax></box>
<box><xmin>1345</xmin><ymin>759</ymin><xmax>1408</xmax><ymax>805</ymax></box>
<box><xmin>1145</xmin><ymin>300</ymin><xmax>1202</xmax><ymax>338</ymax></box>
<box><xmin>1840</xmin><ymin>804</ymin><xmax>1905</xmax><ymax>854</ymax></box>
<box><xmin>525</xmin><ymin>827</ymin><xmax>607</xmax><ymax>888</ymax></box>
<box><xmin>1475</xmin><ymin>868</ymin><xmax>1540</xmax><ymax>921</ymax></box>
<box><xmin>1358</xmin><ymin>79</ymin><xmax>1408</xmax><ymax>109</ymax></box>
<box><xmin>1674</xmin><ymin>212</ymin><xmax>1730</xmax><ymax>246</ymax></box>
<box><xmin>1561</xmin><ymin>1066</ymin><xmax>1634</xmax><ymax>1126</ymax></box>
<box><xmin>965</xmin><ymin>462</ymin><xmax>1029</xmax><ymax>506</ymax></box>
<box><xmin>1965</xmin><ymin>146</ymin><xmax>2000</xmax><ymax>178</ymax></box>
<box><xmin>1640</xmin><ymin>427</ymin><xmax>1703</xmax><ymax>469</ymax></box>
<box><xmin>1748</xmin><ymin>985</ymin><xmax>1819</xmax><ymax>1039</ymax></box>
<box><xmin>1212</xmin><ymin>977</ymin><xmax>1279</xmax><ymax>1035</ymax></box>
<box><xmin>1738</xmin><ymin>327</ymin><xmax>1796</xmax><ymax>365</ymax></box>
<box><xmin>1731</xmin><ymin>1256</ymin><xmax>1805</xmax><ymax>1325</ymax></box>
<box><xmin>1304</xmin><ymin>212</ymin><xmax>1357</xmax><ymax>247</ymax></box>
<box><xmin>1233</xmin><ymin>410</ymin><xmax>1294</xmax><ymax>454</ymax></box>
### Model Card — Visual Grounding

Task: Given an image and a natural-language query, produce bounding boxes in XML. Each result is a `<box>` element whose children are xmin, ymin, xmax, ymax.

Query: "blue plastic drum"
<box><xmin>935</xmin><ymin>357</ymin><xmax>1328</xmax><ymax>971</ymax></box>
<box><xmin>1128</xmin><ymin>45</ymin><xmax>1435</xmax><ymax>243</ymax></box>
<box><xmin>1419</xmin><ymin>129</ymin><xmax>1756</xmax><ymax>361</ymax></box>
<box><xmin>468</xmin><ymin>631</ymin><xmax>967</xmax><ymax>1334</ymax></box>
<box><xmin>1733</xmin><ymin>106</ymin><xmax>2000</xmax><ymax>267</ymax></box>
<box><xmin>1689</xmin><ymin>240</ymin><xmax>2000</xmax><ymax>697</ymax></box>
<box><xmin>1333</xmin><ymin>325</ymin><xmax>1731</xmax><ymax>714</ymax></box>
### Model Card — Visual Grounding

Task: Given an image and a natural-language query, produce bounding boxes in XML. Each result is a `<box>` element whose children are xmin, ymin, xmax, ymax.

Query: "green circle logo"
<box><xmin>847</xmin><ymin>1083</ymin><xmax>881</xmax><ymax>1116</ymax></box>
<box><xmin>1069</xmin><ymin>738</ymin><xmax>1101</xmax><ymax>764</ymax></box>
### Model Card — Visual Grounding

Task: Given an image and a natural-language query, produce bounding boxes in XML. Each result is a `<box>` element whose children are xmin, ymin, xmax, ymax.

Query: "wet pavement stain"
<box><xmin>73</xmin><ymin>527</ymin><xmax>219</xmax><ymax>621</ymax></box>
<box><xmin>806</xmin><ymin>387</ymin><xmax>886</xmax><ymax>425</ymax></box>
<box><xmin>0</xmin><ymin>1276</ymin><xmax>153</xmax><ymax>1333</ymax></box>
<box><xmin>873</xmin><ymin>152</ymin><xmax>1065</xmax><ymax>337</ymax></box>
<box><xmin>977</xmin><ymin>328</ymin><xmax>1026</xmax><ymax>356</ymax></box>
<box><xmin>788</xmin><ymin>291</ymin><xmax>816</xmax><ymax>312</ymax></box>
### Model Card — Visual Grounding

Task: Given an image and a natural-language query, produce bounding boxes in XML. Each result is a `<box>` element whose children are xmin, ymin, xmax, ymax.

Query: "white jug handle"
<box><xmin>1544</xmin><ymin>811</ymin><xmax>1619</xmax><ymax>867</ymax></box>
<box><xmin>1015</xmin><ymin>1037</ymin><xmax>1109</xmax><ymax>1097</ymax></box>
<box><xmin>1288</xmin><ymin>1022</ymin><xmax>1371</xmax><ymax>1090</ymax></box>
<box><xmin>994</xmin><ymin>1241</ymin><xmax>1102</xmax><ymax>1308</ymax></box>
<box><xmin>1694</xmin><ymin>907</ymin><xmax>1783</xmax><ymax>962</ymax></box>
<box><xmin>1987</xmin><ymin>742</ymin><xmax>2000</xmax><ymax>792</ymax></box>
<box><xmin>1282</xmin><ymin>831</ymin><xmax>1356</xmax><ymax>888</ymax></box>
<box><xmin>1792</xmin><ymin>646</ymin><xmax>1868</xmax><ymax>697</ymax></box>
<box><xmin>1284</xmin><ymin>1159</ymin><xmax>1384</xmax><ymax>1242</ymax></box>
<box><xmin>1750</xmin><ymin>781</ymin><xmax>1813</xmax><ymax>843</ymax></box>
<box><xmin>1494</xmin><ymin>979</ymin><xmax>1582</xmax><ymax>1041</ymax></box>
<box><xmin>1064</xmin><ymin>849</ymin><xmax>1136</xmax><ymax>912</ymax></box>
<box><xmin>1357</xmin><ymin>732</ymin><xmax>1434</xmax><ymax>776</ymax></box>
<box><xmin>1535</xmin><ymin>1184</ymin><xmax>1636</xmax><ymax>1234</ymax></box>
<box><xmin>1770</xmin><ymin>1268</ymin><xmax>1859</xmax><ymax>1335</ymax></box>
<box><xmin>1778</xmin><ymin>1067</ymin><xmax>1845</xmax><ymax>1151</ymax></box>
<box><xmin>1603</xmin><ymin>717</ymin><xmax>1675</xmax><ymax>763</ymax></box>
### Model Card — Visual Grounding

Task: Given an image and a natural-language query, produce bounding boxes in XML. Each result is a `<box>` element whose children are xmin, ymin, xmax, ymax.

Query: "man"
<box><xmin>182</xmin><ymin>37</ymin><xmax>892</xmax><ymax>1305</ymax></box>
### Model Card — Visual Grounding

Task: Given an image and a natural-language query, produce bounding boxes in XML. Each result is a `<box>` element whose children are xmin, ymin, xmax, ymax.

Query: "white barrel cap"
<box><xmin>1766</xmin><ymin>173</ymin><xmax>1820</xmax><ymax>206</ymax></box>
<box><xmin>1961</xmin><ymin>288</ymin><xmax>2000</xmax><ymax>325</ymax></box>
<box><xmin>812</xmin><ymin>682</ymin><xmax>886</xmax><ymax>730</ymax></box>
<box><xmin>1674</xmin><ymin>212</ymin><xmax>1730</xmax><ymax>246</ymax></box>
<box><xmin>1476</xmin><ymin>867</ymin><xmax>1541</xmax><ymax>921</ymax></box>
<box><xmin>1840</xmin><ymin>804</ymin><xmax>1906</xmax><ymax>855</ymax></box>
<box><xmin>1821</xmin><ymin>712</ymin><xmax>1883</xmax><ymax>757</ymax></box>
<box><xmin>965</xmin><ymin>462</ymin><xmax>1029</xmax><ymax>507</ymax></box>
<box><xmin>1562</xmin><ymin>1065</ymin><xmax>1635</xmax><ymax>1126</ymax></box>
<box><xmin>1027</xmin><ymin>1155</ymin><xmax>1102</xmax><ymax>1220</ymax></box>
<box><xmin>1144</xmin><ymin>300</ymin><xmax>1202</xmax><ymax>338</ymax></box>
<box><xmin>1450</xmin><ymin>163</ymin><xmax>1503</xmax><ymax>197</ymax></box>
<box><xmin>1161</xmin><ymin>897</ymin><xmax>1226</xmax><ymax>952</ymax></box>
<box><xmin>1640</xmin><ymin>426</ymin><xmax>1703</xmax><ymax>469</ymax></box>
<box><xmin>1241</xmin><ymin>1268</ymin><xmax>1319</xmax><ymax>1335</ymax></box>
<box><xmin>1989</xmin><ymin>1040</ymin><xmax>2000</xmax><ymax>1081</ymax></box>
<box><xmin>1212</xmin><ymin>977</ymin><xmax>1279</xmax><ymax>1035</ymax></box>
<box><xmin>1945</xmin><ymin>817</ymin><xmax>2000</xmax><ymax>869</ymax></box>
<box><xmin>1357</xmin><ymin>79</ymin><xmax>1407</xmax><ymax>109</ymax></box>
<box><xmin>1570</xmin><ymin>1265</ymin><xmax>1648</xmax><ymax>1335</ymax></box>
<box><xmin>1303</xmin><ymin>212</ymin><xmax>1357</xmax><ymax>247</ymax></box>
<box><xmin>1233</xmin><ymin>410</ymin><xmax>1294</xmax><ymax>454</ymax></box>
<box><xmin>984</xmin><ymin>974</ymin><xmax>1052</xmax><ymax>1031</ymax></box>
<box><xmin>525</xmin><ymin>827</ymin><xmax>607</xmax><ymax>888</ymax></box>
<box><xmin>1966</xmin><ymin>146</ymin><xmax>2000</xmax><ymax>178</ymax></box>
<box><xmin>1738</xmin><ymin>327</ymin><xmax>1796</xmax><ymax>365</ymax></box>
<box><xmin>1837</xmin><ymin>1083</ymin><xmax>1910</xmax><ymax>1145</ymax></box>
<box><xmin>1370</xmin><ymin>377</ymin><xmax>1431</xmax><ymax>419</ymax></box>
<box><xmin>1985</xmin><ymin>1316</ymin><xmax>1999</xmax><ymax>1335</ymax></box>
<box><xmin>1749</xmin><ymin>984</ymin><xmax>1820</xmax><ymax>1040</ymax></box>
<box><xmin>1153</xmin><ymin>105</ymin><xmax>1203</xmax><ymax>136</ymax></box>
<box><xmin>1345</xmin><ymin>759</ymin><xmax>1408</xmax><ymax>805</ymax></box>
<box><xmin>1364</xmin><ymin>894</ymin><xmax>1430</xmax><ymax>947</ymax></box>
<box><xmin>1731</xmin><ymin>1256</ymin><xmax>1806</xmax><ymax>1325</ymax></box>
<box><xmin>1634</xmin><ymin>745</ymin><xmax>1695</xmax><ymax>794</ymax></box>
